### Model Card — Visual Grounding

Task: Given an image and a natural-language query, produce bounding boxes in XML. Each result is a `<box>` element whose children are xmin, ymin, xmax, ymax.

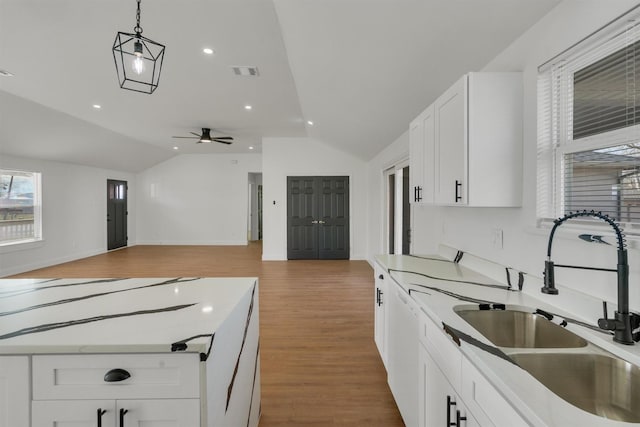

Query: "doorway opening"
<box><xmin>248</xmin><ymin>173</ymin><xmax>263</xmax><ymax>242</ymax></box>
<box><xmin>383</xmin><ymin>162</ymin><xmax>410</xmax><ymax>255</ymax></box>
<box><xmin>107</xmin><ymin>179</ymin><xmax>128</xmax><ymax>250</ymax></box>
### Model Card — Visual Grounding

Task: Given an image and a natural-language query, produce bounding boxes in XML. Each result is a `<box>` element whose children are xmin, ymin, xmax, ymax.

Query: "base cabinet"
<box><xmin>419</xmin><ymin>345</ymin><xmax>478</xmax><ymax>427</ymax></box>
<box><xmin>374</xmin><ymin>263</ymin><xmax>389</xmax><ymax>368</ymax></box>
<box><xmin>32</xmin><ymin>399</ymin><xmax>200</xmax><ymax>427</ymax></box>
<box><xmin>0</xmin><ymin>356</ymin><xmax>30</xmax><ymax>427</ymax></box>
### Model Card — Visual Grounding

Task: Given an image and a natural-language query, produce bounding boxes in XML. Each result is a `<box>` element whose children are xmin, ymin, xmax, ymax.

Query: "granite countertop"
<box><xmin>376</xmin><ymin>253</ymin><xmax>640</xmax><ymax>427</ymax></box>
<box><xmin>0</xmin><ymin>277</ymin><xmax>257</xmax><ymax>354</ymax></box>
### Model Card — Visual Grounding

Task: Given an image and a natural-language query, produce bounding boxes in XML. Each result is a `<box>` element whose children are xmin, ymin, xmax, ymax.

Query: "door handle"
<box><xmin>311</xmin><ymin>220</ymin><xmax>319</xmax><ymax>224</ymax></box>
<box><xmin>119</xmin><ymin>408</ymin><xmax>129</xmax><ymax>427</ymax></box>
<box><xmin>97</xmin><ymin>409</ymin><xmax>106</xmax><ymax>427</ymax></box>
<box><xmin>318</xmin><ymin>220</ymin><xmax>326</xmax><ymax>224</ymax></box>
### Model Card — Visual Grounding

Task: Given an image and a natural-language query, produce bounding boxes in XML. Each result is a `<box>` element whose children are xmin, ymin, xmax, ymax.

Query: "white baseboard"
<box><xmin>1</xmin><ymin>247</ymin><xmax>106</xmax><ymax>277</ymax></box>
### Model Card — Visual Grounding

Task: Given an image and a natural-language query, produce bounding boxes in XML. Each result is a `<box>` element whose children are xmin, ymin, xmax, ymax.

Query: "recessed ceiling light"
<box><xmin>249</xmin><ymin>146</ymin><xmax>254</xmax><ymax>150</ymax></box>
<box><xmin>92</xmin><ymin>104</ymin><xmax>102</xmax><ymax>109</ymax></box>
<box><xmin>202</xmin><ymin>305</ymin><xmax>213</xmax><ymax>313</ymax></box>
<box><xmin>0</xmin><ymin>69</ymin><xmax>14</xmax><ymax>77</ymax></box>
<box><xmin>244</xmin><ymin>105</ymin><xmax>252</xmax><ymax>110</ymax></box>
<box><xmin>307</xmin><ymin>120</ymin><xmax>314</xmax><ymax>126</ymax></box>
<box><xmin>173</xmin><ymin>146</ymin><xmax>179</xmax><ymax>150</ymax></box>
<box><xmin>203</xmin><ymin>48</ymin><xmax>214</xmax><ymax>55</ymax></box>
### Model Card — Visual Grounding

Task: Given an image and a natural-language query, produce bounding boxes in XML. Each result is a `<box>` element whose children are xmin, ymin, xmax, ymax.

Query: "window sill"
<box><xmin>0</xmin><ymin>239</ymin><xmax>44</xmax><ymax>254</ymax></box>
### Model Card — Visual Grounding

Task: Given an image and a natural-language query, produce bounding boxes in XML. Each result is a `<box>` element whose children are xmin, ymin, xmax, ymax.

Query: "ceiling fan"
<box><xmin>172</xmin><ymin>128</ymin><xmax>234</xmax><ymax>145</ymax></box>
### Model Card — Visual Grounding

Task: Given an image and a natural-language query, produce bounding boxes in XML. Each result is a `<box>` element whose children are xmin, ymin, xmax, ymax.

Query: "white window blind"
<box><xmin>538</xmin><ymin>7</ymin><xmax>640</xmax><ymax>229</ymax></box>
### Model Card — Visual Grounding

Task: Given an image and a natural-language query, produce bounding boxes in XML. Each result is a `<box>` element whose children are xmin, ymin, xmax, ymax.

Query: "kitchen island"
<box><xmin>0</xmin><ymin>277</ymin><xmax>260</xmax><ymax>427</ymax></box>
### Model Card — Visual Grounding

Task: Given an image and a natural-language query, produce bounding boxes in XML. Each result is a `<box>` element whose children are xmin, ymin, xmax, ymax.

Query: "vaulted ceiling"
<box><xmin>0</xmin><ymin>0</ymin><xmax>561</xmax><ymax>172</ymax></box>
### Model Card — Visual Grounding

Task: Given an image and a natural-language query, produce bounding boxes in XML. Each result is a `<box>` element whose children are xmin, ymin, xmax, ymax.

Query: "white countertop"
<box><xmin>376</xmin><ymin>253</ymin><xmax>640</xmax><ymax>427</ymax></box>
<box><xmin>0</xmin><ymin>277</ymin><xmax>257</xmax><ymax>354</ymax></box>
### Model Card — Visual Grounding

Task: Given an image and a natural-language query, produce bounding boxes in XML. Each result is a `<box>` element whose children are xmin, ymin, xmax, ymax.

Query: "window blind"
<box><xmin>537</xmin><ymin>7</ymin><xmax>640</xmax><ymax>227</ymax></box>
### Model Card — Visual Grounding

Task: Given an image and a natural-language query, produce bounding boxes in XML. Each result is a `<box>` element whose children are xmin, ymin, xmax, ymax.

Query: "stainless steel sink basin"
<box><xmin>456</xmin><ymin>308</ymin><xmax>588</xmax><ymax>348</ymax></box>
<box><xmin>511</xmin><ymin>353</ymin><xmax>640</xmax><ymax>422</ymax></box>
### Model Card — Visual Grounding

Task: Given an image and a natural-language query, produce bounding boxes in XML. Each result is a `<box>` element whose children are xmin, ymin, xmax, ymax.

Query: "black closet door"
<box><xmin>287</xmin><ymin>176</ymin><xmax>349</xmax><ymax>260</ymax></box>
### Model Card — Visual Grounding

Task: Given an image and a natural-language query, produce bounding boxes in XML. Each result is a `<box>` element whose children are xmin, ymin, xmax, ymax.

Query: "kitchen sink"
<box><xmin>510</xmin><ymin>353</ymin><xmax>640</xmax><ymax>422</ymax></box>
<box><xmin>455</xmin><ymin>308</ymin><xmax>588</xmax><ymax>348</ymax></box>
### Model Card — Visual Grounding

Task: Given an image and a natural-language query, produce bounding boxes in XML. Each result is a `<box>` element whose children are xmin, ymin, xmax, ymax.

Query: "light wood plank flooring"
<box><xmin>11</xmin><ymin>243</ymin><xmax>404</xmax><ymax>426</ymax></box>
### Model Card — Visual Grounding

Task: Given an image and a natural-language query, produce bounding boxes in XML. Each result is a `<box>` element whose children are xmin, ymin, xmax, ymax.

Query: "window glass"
<box><xmin>0</xmin><ymin>170</ymin><xmax>41</xmax><ymax>244</ymax></box>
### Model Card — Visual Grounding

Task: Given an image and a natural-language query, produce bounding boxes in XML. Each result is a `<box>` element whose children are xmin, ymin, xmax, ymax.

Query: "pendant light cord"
<box><xmin>134</xmin><ymin>0</ymin><xmax>143</xmax><ymax>35</ymax></box>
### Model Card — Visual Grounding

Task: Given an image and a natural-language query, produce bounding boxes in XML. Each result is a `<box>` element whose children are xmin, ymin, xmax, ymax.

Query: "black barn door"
<box><xmin>287</xmin><ymin>176</ymin><xmax>349</xmax><ymax>260</ymax></box>
<box><xmin>107</xmin><ymin>179</ymin><xmax>128</xmax><ymax>250</ymax></box>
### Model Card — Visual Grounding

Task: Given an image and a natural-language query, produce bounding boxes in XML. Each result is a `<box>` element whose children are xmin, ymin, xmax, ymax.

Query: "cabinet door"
<box><xmin>421</xmin><ymin>105</ymin><xmax>436</xmax><ymax>204</ymax></box>
<box><xmin>32</xmin><ymin>400</ymin><xmax>116</xmax><ymax>427</ymax></box>
<box><xmin>117</xmin><ymin>399</ymin><xmax>200</xmax><ymax>426</ymax></box>
<box><xmin>409</xmin><ymin>112</ymin><xmax>425</xmax><ymax>204</ymax></box>
<box><xmin>0</xmin><ymin>356</ymin><xmax>29</xmax><ymax>427</ymax></box>
<box><xmin>435</xmin><ymin>75</ymin><xmax>467</xmax><ymax>205</ymax></box>
<box><xmin>387</xmin><ymin>282</ymin><xmax>419</xmax><ymax>427</ymax></box>
<box><xmin>419</xmin><ymin>345</ymin><xmax>478</xmax><ymax>427</ymax></box>
<box><xmin>374</xmin><ymin>264</ymin><xmax>388</xmax><ymax>368</ymax></box>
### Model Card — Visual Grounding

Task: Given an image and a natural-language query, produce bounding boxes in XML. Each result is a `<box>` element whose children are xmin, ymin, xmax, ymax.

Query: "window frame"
<box><xmin>0</xmin><ymin>168</ymin><xmax>43</xmax><ymax>247</ymax></box>
<box><xmin>537</xmin><ymin>7</ymin><xmax>640</xmax><ymax>236</ymax></box>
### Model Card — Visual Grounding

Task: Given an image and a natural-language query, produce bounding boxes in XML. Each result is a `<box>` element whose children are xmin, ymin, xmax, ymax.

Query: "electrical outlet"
<box><xmin>491</xmin><ymin>228</ymin><xmax>503</xmax><ymax>249</ymax></box>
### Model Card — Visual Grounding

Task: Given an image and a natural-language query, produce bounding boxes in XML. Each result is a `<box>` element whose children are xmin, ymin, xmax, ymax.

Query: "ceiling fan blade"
<box><xmin>214</xmin><ymin>139</ymin><xmax>233</xmax><ymax>145</ymax></box>
<box><xmin>212</xmin><ymin>136</ymin><xmax>233</xmax><ymax>140</ymax></box>
<box><xmin>172</xmin><ymin>136</ymin><xmax>198</xmax><ymax>139</ymax></box>
<box><xmin>190</xmin><ymin>132</ymin><xmax>201</xmax><ymax>137</ymax></box>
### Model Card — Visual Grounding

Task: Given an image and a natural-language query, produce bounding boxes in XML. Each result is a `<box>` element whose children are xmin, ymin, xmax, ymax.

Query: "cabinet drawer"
<box><xmin>461</xmin><ymin>357</ymin><xmax>529</xmax><ymax>427</ymax></box>
<box><xmin>420</xmin><ymin>312</ymin><xmax>462</xmax><ymax>390</ymax></box>
<box><xmin>33</xmin><ymin>353</ymin><xmax>200</xmax><ymax>400</ymax></box>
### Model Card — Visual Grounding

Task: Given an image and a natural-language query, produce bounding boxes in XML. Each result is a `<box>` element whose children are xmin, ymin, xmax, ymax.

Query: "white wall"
<box><xmin>367</xmin><ymin>0</ymin><xmax>640</xmax><ymax>312</ymax></box>
<box><xmin>262</xmin><ymin>137</ymin><xmax>368</xmax><ymax>260</ymax></box>
<box><xmin>0</xmin><ymin>155</ymin><xmax>135</xmax><ymax>277</ymax></box>
<box><xmin>136</xmin><ymin>154</ymin><xmax>261</xmax><ymax>245</ymax></box>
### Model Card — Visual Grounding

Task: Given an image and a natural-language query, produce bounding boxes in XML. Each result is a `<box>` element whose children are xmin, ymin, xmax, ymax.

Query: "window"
<box><xmin>0</xmin><ymin>169</ymin><xmax>42</xmax><ymax>245</ymax></box>
<box><xmin>538</xmin><ymin>7</ymin><xmax>640</xmax><ymax>230</ymax></box>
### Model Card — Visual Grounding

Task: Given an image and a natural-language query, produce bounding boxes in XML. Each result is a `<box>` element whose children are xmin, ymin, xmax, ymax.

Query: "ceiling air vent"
<box><xmin>231</xmin><ymin>66</ymin><xmax>259</xmax><ymax>77</ymax></box>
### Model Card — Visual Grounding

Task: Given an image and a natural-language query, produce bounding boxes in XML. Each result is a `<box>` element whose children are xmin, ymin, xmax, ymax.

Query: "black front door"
<box><xmin>287</xmin><ymin>176</ymin><xmax>349</xmax><ymax>260</ymax></box>
<box><xmin>107</xmin><ymin>179</ymin><xmax>128</xmax><ymax>250</ymax></box>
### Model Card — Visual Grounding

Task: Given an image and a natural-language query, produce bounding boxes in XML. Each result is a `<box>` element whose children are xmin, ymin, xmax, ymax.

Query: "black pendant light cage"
<box><xmin>112</xmin><ymin>0</ymin><xmax>165</xmax><ymax>94</ymax></box>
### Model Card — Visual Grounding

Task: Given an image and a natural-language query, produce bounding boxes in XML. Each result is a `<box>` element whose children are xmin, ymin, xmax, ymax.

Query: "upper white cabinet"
<box><xmin>409</xmin><ymin>104</ymin><xmax>435</xmax><ymax>205</ymax></box>
<box><xmin>434</xmin><ymin>72</ymin><xmax>522</xmax><ymax>206</ymax></box>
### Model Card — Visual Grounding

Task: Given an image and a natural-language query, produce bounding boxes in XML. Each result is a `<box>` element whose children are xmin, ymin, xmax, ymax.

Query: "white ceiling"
<box><xmin>0</xmin><ymin>0</ymin><xmax>561</xmax><ymax>172</ymax></box>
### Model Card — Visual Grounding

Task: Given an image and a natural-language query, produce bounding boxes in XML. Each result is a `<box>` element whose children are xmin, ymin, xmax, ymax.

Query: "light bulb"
<box><xmin>132</xmin><ymin>55</ymin><xmax>145</xmax><ymax>75</ymax></box>
<box><xmin>132</xmin><ymin>39</ymin><xmax>145</xmax><ymax>75</ymax></box>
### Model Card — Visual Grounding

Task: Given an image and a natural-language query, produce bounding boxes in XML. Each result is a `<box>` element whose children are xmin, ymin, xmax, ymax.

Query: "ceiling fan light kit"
<box><xmin>112</xmin><ymin>0</ymin><xmax>165</xmax><ymax>94</ymax></box>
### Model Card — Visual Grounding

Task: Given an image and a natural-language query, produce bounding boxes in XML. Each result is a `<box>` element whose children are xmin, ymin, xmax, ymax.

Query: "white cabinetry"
<box><xmin>387</xmin><ymin>280</ymin><xmax>419</xmax><ymax>427</ymax></box>
<box><xmin>433</xmin><ymin>72</ymin><xmax>522</xmax><ymax>207</ymax></box>
<box><xmin>419</xmin><ymin>345</ymin><xmax>478</xmax><ymax>427</ymax></box>
<box><xmin>374</xmin><ymin>262</ymin><xmax>389</xmax><ymax>368</ymax></box>
<box><xmin>409</xmin><ymin>104</ymin><xmax>435</xmax><ymax>205</ymax></box>
<box><xmin>32</xmin><ymin>399</ymin><xmax>200</xmax><ymax>427</ymax></box>
<box><xmin>0</xmin><ymin>356</ymin><xmax>29</xmax><ymax>427</ymax></box>
<box><xmin>32</xmin><ymin>353</ymin><xmax>201</xmax><ymax>426</ymax></box>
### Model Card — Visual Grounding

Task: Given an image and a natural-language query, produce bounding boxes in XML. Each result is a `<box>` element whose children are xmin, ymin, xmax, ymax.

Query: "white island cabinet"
<box><xmin>0</xmin><ymin>356</ymin><xmax>29</xmax><ymax>427</ymax></box>
<box><xmin>0</xmin><ymin>277</ymin><xmax>261</xmax><ymax>427</ymax></box>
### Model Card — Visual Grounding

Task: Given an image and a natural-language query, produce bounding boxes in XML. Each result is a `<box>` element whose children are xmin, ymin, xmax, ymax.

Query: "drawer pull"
<box><xmin>97</xmin><ymin>409</ymin><xmax>106</xmax><ymax>427</ymax></box>
<box><xmin>104</xmin><ymin>368</ymin><xmax>131</xmax><ymax>382</ymax></box>
<box><xmin>120</xmin><ymin>408</ymin><xmax>129</xmax><ymax>427</ymax></box>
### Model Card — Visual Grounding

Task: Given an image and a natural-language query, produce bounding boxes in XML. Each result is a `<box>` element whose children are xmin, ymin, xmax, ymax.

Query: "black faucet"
<box><xmin>543</xmin><ymin>210</ymin><xmax>640</xmax><ymax>345</ymax></box>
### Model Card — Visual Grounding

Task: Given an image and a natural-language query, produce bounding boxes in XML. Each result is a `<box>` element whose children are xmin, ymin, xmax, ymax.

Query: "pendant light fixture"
<box><xmin>112</xmin><ymin>0</ymin><xmax>165</xmax><ymax>94</ymax></box>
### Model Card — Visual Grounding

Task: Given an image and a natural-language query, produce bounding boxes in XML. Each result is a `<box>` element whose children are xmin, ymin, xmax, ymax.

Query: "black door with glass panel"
<box><xmin>287</xmin><ymin>176</ymin><xmax>350</xmax><ymax>259</ymax></box>
<box><xmin>107</xmin><ymin>179</ymin><xmax>127</xmax><ymax>250</ymax></box>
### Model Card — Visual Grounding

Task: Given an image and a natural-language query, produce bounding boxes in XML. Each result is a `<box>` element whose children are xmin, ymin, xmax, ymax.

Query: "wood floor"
<box><xmin>11</xmin><ymin>243</ymin><xmax>404</xmax><ymax>426</ymax></box>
